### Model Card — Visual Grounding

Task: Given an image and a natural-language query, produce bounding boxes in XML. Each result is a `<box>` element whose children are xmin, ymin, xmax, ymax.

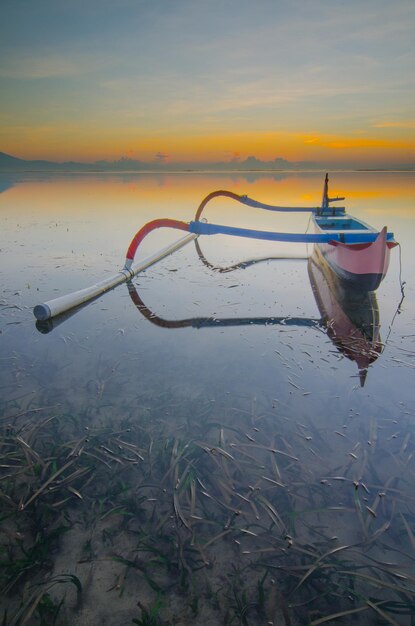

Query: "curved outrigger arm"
<box><xmin>122</xmin><ymin>188</ymin><xmax>340</xmax><ymax>270</ymax></box>
<box><xmin>122</xmin><ymin>189</ymin><xmax>391</xmax><ymax>269</ymax></box>
<box><xmin>194</xmin><ymin>189</ymin><xmax>328</xmax><ymax>221</ymax></box>
<box><xmin>187</xmin><ymin>221</ymin><xmax>394</xmax><ymax>244</ymax></box>
<box><xmin>124</xmin><ymin>218</ymin><xmax>395</xmax><ymax>269</ymax></box>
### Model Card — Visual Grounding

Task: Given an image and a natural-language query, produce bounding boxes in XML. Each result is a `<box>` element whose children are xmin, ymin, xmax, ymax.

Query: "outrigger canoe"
<box><xmin>33</xmin><ymin>174</ymin><xmax>397</xmax><ymax>322</ymax></box>
<box><xmin>312</xmin><ymin>174</ymin><xmax>397</xmax><ymax>291</ymax></box>
<box><xmin>123</xmin><ymin>173</ymin><xmax>396</xmax><ymax>294</ymax></box>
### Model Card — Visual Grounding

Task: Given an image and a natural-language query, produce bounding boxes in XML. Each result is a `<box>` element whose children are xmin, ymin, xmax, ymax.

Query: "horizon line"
<box><xmin>1</xmin><ymin>150</ymin><xmax>414</xmax><ymax>173</ymax></box>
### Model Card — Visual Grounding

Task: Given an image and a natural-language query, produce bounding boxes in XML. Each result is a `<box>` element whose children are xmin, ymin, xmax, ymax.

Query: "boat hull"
<box><xmin>313</xmin><ymin>222</ymin><xmax>394</xmax><ymax>291</ymax></box>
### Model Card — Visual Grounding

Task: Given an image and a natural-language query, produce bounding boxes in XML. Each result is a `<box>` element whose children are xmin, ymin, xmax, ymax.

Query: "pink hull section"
<box><xmin>316</xmin><ymin>227</ymin><xmax>394</xmax><ymax>290</ymax></box>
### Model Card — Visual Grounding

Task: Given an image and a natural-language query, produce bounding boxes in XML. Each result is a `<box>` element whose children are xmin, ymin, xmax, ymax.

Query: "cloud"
<box><xmin>101</xmin><ymin>70</ymin><xmax>412</xmax><ymax>124</ymax></box>
<box><xmin>154</xmin><ymin>152</ymin><xmax>169</xmax><ymax>163</ymax></box>
<box><xmin>302</xmin><ymin>133</ymin><xmax>411</xmax><ymax>150</ymax></box>
<box><xmin>223</xmin><ymin>151</ymin><xmax>241</xmax><ymax>162</ymax></box>
<box><xmin>372</xmin><ymin>121</ymin><xmax>415</xmax><ymax>129</ymax></box>
<box><xmin>0</xmin><ymin>51</ymin><xmax>110</xmax><ymax>79</ymax></box>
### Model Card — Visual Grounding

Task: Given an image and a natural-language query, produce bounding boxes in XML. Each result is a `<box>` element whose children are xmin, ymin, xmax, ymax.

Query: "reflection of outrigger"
<box><xmin>34</xmin><ymin>174</ymin><xmax>396</xmax><ymax>323</ymax></box>
<box><xmin>125</xmin><ymin>241</ymin><xmax>382</xmax><ymax>386</ymax></box>
<box><xmin>35</xmin><ymin>223</ymin><xmax>385</xmax><ymax>384</ymax></box>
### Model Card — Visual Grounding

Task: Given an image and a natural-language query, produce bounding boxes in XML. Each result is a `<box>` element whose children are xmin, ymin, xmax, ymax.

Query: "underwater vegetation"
<box><xmin>1</xmin><ymin>388</ymin><xmax>415</xmax><ymax>625</ymax></box>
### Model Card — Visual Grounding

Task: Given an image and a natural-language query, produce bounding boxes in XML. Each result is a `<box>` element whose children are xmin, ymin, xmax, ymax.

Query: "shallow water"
<box><xmin>1</xmin><ymin>171</ymin><xmax>415</xmax><ymax>625</ymax></box>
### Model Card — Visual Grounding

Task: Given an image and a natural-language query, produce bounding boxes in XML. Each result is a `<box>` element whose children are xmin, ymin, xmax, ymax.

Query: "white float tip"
<box><xmin>33</xmin><ymin>303</ymin><xmax>52</xmax><ymax>321</ymax></box>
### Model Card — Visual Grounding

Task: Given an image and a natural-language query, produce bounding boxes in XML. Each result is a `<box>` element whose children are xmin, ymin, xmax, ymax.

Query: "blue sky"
<box><xmin>1</xmin><ymin>0</ymin><xmax>414</xmax><ymax>165</ymax></box>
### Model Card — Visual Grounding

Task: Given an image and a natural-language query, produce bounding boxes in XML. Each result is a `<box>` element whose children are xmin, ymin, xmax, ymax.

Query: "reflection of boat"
<box><xmin>308</xmin><ymin>246</ymin><xmax>382</xmax><ymax>386</ymax></box>
<box><xmin>127</xmin><ymin>240</ymin><xmax>383</xmax><ymax>386</ymax></box>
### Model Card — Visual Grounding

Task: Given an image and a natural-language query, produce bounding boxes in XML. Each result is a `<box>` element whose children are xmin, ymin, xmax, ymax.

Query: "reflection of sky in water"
<box><xmin>1</xmin><ymin>171</ymin><xmax>413</xmax><ymax>407</ymax></box>
<box><xmin>1</xmin><ymin>172</ymin><xmax>415</xmax><ymax>622</ymax></box>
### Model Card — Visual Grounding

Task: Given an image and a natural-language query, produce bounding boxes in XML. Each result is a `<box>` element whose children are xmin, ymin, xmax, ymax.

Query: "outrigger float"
<box><xmin>33</xmin><ymin>174</ymin><xmax>397</xmax><ymax>322</ymax></box>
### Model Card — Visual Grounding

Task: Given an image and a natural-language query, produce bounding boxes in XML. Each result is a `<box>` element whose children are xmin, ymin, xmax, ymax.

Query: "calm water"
<box><xmin>1</xmin><ymin>171</ymin><xmax>415</xmax><ymax>625</ymax></box>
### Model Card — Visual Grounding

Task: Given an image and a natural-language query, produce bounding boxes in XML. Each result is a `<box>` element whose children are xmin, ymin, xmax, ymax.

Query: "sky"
<box><xmin>0</xmin><ymin>0</ymin><xmax>414</xmax><ymax>167</ymax></box>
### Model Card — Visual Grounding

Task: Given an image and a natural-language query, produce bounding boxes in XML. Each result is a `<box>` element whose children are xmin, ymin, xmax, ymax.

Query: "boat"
<box><xmin>33</xmin><ymin>174</ymin><xmax>397</xmax><ymax>322</ymax></box>
<box><xmin>311</xmin><ymin>174</ymin><xmax>397</xmax><ymax>291</ymax></box>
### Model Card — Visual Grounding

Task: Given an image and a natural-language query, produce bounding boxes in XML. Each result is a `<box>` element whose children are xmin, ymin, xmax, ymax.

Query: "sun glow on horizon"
<box><xmin>1</xmin><ymin>1</ymin><xmax>414</xmax><ymax>168</ymax></box>
<box><xmin>2</xmin><ymin>128</ymin><xmax>414</xmax><ymax>167</ymax></box>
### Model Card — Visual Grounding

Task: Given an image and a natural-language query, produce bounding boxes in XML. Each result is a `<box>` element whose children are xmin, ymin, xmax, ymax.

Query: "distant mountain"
<box><xmin>0</xmin><ymin>151</ymin><xmax>318</xmax><ymax>172</ymax></box>
<box><xmin>0</xmin><ymin>152</ymin><xmax>28</xmax><ymax>169</ymax></box>
<box><xmin>0</xmin><ymin>151</ymin><xmax>87</xmax><ymax>171</ymax></box>
<box><xmin>0</xmin><ymin>150</ymin><xmax>414</xmax><ymax>172</ymax></box>
<box><xmin>236</xmin><ymin>156</ymin><xmax>312</xmax><ymax>170</ymax></box>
